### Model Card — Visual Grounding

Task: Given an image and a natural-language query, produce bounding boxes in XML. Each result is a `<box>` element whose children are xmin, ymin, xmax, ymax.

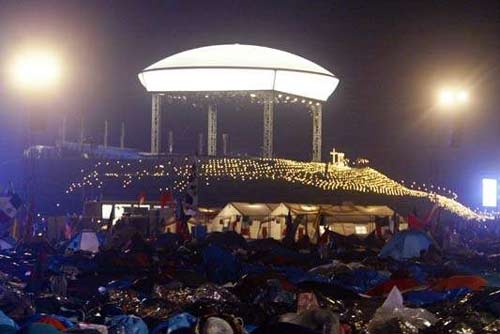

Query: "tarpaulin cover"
<box><xmin>331</xmin><ymin>269</ymin><xmax>389</xmax><ymax>293</ymax></box>
<box><xmin>151</xmin><ymin>312</ymin><xmax>197</xmax><ymax>334</ymax></box>
<box><xmin>366</xmin><ymin>278</ymin><xmax>421</xmax><ymax>296</ymax></box>
<box><xmin>66</xmin><ymin>230</ymin><xmax>101</xmax><ymax>254</ymax></box>
<box><xmin>432</xmin><ymin>275</ymin><xmax>488</xmax><ymax>291</ymax></box>
<box><xmin>403</xmin><ymin>288</ymin><xmax>470</xmax><ymax>306</ymax></box>
<box><xmin>0</xmin><ymin>310</ymin><xmax>17</xmax><ymax>330</ymax></box>
<box><xmin>367</xmin><ymin>286</ymin><xmax>437</xmax><ymax>334</ymax></box>
<box><xmin>106</xmin><ymin>315</ymin><xmax>149</xmax><ymax>334</ymax></box>
<box><xmin>379</xmin><ymin>230</ymin><xmax>433</xmax><ymax>260</ymax></box>
<box><xmin>202</xmin><ymin>245</ymin><xmax>241</xmax><ymax>284</ymax></box>
<box><xmin>23</xmin><ymin>322</ymin><xmax>63</xmax><ymax>334</ymax></box>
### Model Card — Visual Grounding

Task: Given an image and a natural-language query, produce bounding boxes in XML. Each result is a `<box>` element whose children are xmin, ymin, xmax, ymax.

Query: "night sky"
<box><xmin>0</xmin><ymin>0</ymin><xmax>499</xmax><ymax>206</ymax></box>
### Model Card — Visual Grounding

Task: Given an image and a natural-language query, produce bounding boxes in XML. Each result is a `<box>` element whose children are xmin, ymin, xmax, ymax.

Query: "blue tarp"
<box><xmin>0</xmin><ymin>310</ymin><xmax>17</xmax><ymax>330</ymax></box>
<box><xmin>379</xmin><ymin>230</ymin><xmax>433</xmax><ymax>260</ymax></box>
<box><xmin>107</xmin><ymin>315</ymin><xmax>149</xmax><ymax>334</ymax></box>
<box><xmin>331</xmin><ymin>268</ymin><xmax>389</xmax><ymax>293</ymax></box>
<box><xmin>404</xmin><ymin>288</ymin><xmax>470</xmax><ymax>306</ymax></box>
<box><xmin>202</xmin><ymin>245</ymin><xmax>241</xmax><ymax>284</ymax></box>
<box><xmin>151</xmin><ymin>312</ymin><xmax>197</xmax><ymax>334</ymax></box>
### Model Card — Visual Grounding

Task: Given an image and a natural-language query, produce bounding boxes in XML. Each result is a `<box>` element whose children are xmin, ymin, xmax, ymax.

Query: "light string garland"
<box><xmin>66</xmin><ymin>157</ymin><xmax>491</xmax><ymax>221</ymax></box>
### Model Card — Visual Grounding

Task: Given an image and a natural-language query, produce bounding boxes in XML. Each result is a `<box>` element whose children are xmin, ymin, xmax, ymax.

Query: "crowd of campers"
<box><xmin>2</xmin><ymin>200</ymin><xmax>500</xmax><ymax>334</ymax></box>
<box><xmin>44</xmin><ymin>201</ymin><xmax>408</xmax><ymax>244</ymax></box>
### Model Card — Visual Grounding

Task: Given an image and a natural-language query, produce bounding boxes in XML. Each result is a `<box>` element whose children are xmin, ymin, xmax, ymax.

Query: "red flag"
<box><xmin>159</xmin><ymin>191</ymin><xmax>173</xmax><ymax>208</ymax></box>
<box><xmin>138</xmin><ymin>191</ymin><xmax>146</xmax><ymax>206</ymax></box>
<box><xmin>64</xmin><ymin>217</ymin><xmax>73</xmax><ymax>240</ymax></box>
<box><xmin>408</xmin><ymin>204</ymin><xmax>439</xmax><ymax>230</ymax></box>
<box><xmin>175</xmin><ymin>219</ymin><xmax>191</xmax><ymax>241</ymax></box>
<box><xmin>408</xmin><ymin>214</ymin><xmax>425</xmax><ymax>230</ymax></box>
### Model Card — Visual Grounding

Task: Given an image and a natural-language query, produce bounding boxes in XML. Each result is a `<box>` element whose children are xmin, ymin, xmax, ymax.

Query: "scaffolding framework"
<box><xmin>151</xmin><ymin>94</ymin><xmax>162</xmax><ymax>154</ymax></box>
<box><xmin>198</xmin><ymin>133</ymin><xmax>204</xmax><ymax>155</ymax></box>
<box><xmin>311</xmin><ymin>103</ymin><xmax>322</xmax><ymax>162</ymax></box>
<box><xmin>61</xmin><ymin>115</ymin><xmax>67</xmax><ymax>144</ymax></box>
<box><xmin>262</xmin><ymin>98</ymin><xmax>274</xmax><ymax>158</ymax></box>
<box><xmin>207</xmin><ymin>104</ymin><xmax>217</xmax><ymax>156</ymax></box>
<box><xmin>120</xmin><ymin>122</ymin><xmax>125</xmax><ymax>149</ymax></box>
<box><xmin>168</xmin><ymin>130</ymin><xmax>174</xmax><ymax>154</ymax></box>
<box><xmin>222</xmin><ymin>133</ymin><xmax>229</xmax><ymax>156</ymax></box>
<box><xmin>103</xmin><ymin>120</ymin><xmax>109</xmax><ymax>148</ymax></box>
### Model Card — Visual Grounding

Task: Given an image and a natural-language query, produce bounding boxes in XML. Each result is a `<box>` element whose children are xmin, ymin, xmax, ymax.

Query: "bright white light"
<box><xmin>139</xmin><ymin>44</ymin><xmax>339</xmax><ymax>101</ymax></box>
<box><xmin>300</xmin><ymin>205</ymin><xmax>318</xmax><ymax>211</ymax></box>
<box><xmin>10</xmin><ymin>49</ymin><xmax>62</xmax><ymax>90</ymax></box>
<box><xmin>354</xmin><ymin>225</ymin><xmax>368</xmax><ymax>235</ymax></box>
<box><xmin>439</xmin><ymin>90</ymin><xmax>455</xmax><ymax>106</ymax></box>
<box><xmin>438</xmin><ymin>88</ymin><xmax>469</xmax><ymax>108</ymax></box>
<box><xmin>482</xmin><ymin>178</ymin><xmax>497</xmax><ymax>207</ymax></box>
<box><xmin>457</xmin><ymin>90</ymin><xmax>469</xmax><ymax>103</ymax></box>
<box><xmin>139</xmin><ymin>68</ymin><xmax>338</xmax><ymax>101</ymax></box>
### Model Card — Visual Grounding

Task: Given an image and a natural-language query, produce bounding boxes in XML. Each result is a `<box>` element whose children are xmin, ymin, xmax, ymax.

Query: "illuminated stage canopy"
<box><xmin>138</xmin><ymin>44</ymin><xmax>339</xmax><ymax>101</ymax></box>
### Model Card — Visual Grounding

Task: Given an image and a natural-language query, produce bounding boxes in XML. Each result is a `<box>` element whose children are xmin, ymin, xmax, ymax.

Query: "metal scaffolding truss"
<box><xmin>311</xmin><ymin>103</ymin><xmax>322</xmax><ymax>162</ymax></box>
<box><xmin>151</xmin><ymin>94</ymin><xmax>162</xmax><ymax>154</ymax></box>
<box><xmin>207</xmin><ymin>104</ymin><xmax>217</xmax><ymax>156</ymax></box>
<box><xmin>262</xmin><ymin>97</ymin><xmax>274</xmax><ymax>158</ymax></box>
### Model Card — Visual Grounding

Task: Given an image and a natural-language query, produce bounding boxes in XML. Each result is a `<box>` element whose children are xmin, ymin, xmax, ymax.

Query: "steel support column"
<box><xmin>151</xmin><ymin>94</ymin><xmax>162</xmax><ymax>154</ymax></box>
<box><xmin>61</xmin><ymin>115</ymin><xmax>67</xmax><ymax>144</ymax></box>
<box><xmin>198</xmin><ymin>133</ymin><xmax>204</xmax><ymax>155</ymax></box>
<box><xmin>168</xmin><ymin>130</ymin><xmax>174</xmax><ymax>154</ymax></box>
<box><xmin>262</xmin><ymin>98</ymin><xmax>274</xmax><ymax>158</ymax></box>
<box><xmin>120</xmin><ymin>122</ymin><xmax>125</xmax><ymax>149</ymax></box>
<box><xmin>222</xmin><ymin>133</ymin><xmax>229</xmax><ymax>156</ymax></box>
<box><xmin>207</xmin><ymin>104</ymin><xmax>217</xmax><ymax>156</ymax></box>
<box><xmin>103</xmin><ymin>120</ymin><xmax>109</xmax><ymax>148</ymax></box>
<box><xmin>311</xmin><ymin>103</ymin><xmax>322</xmax><ymax>162</ymax></box>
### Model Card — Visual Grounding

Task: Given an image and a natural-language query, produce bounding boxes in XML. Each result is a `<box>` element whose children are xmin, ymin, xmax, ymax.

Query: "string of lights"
<box><xmin>65</xmin><ymin>157</ymin><xmax>491</xmax><ymax>221</ymax></box>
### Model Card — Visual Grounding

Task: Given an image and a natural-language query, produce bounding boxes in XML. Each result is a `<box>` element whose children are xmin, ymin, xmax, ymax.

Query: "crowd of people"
<box><xmin>0</xmin><ymin>214</ymin><xmax>498</xmax><ymax>334</ymax></box>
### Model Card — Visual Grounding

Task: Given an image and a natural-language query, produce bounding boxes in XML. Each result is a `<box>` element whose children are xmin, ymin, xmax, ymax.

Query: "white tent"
<box><xmin>66</xmin><ymin>230</ymin><xmax>101</xmax><ymax>253</ymax></box>
<box><xmin>210</xmin><ymin>202</ymin><xmax>278</xmax><ymax>238</ymax></box>
<box><xmin>270</xmin><ymin>203</ymin><xmax>396</xmax><ymax>237</ymax></box>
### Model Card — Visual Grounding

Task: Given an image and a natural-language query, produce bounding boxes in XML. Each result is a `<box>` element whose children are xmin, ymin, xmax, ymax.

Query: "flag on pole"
<box><xmin>138</xmin><ymin>192</ymin><xmax>146</xmax><ymax>206</ymax></box>
<box><xmin>175</xmin><ymin>197</ymin><xmax>191</xmax><ymax>241</ymax></box>
<box><xmin>183</xmin><ymin>162</ymin><xmax>198</xmax><ymax>216</ymax></box>
<box><xmin>159</xmin><ymin>191</ymin><xmax>173</xmax><ymax>208</ymax></box>
<box><xmin>64</xmin><ymin>215</ymin><xmax>73</xmax><ymax>240</ymax></box>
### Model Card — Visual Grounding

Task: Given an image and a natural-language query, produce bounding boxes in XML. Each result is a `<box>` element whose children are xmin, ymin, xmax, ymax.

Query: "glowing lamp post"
<box><xmin>438</xmin><ymin>88</ymin><xmax>469</xmax><ymax>110</ymax></box>
<box><xmin>437</xmin><ymin>87</ymin><xmax>469</xmax><ymax>148</ymax></box>
<box><xmin>10</xmin><ymin>49</ymin><xmax>62</xmax><ymax>93</ymax></box>
<box><xmin>8</xmin><ymin>48</ymin><xmax>63</xmax><ymax>235</ymax></box>
<box><xmin>430</xmin><ymin>87</ymin><xmax>470</xmax><ymax>184</ymax></box>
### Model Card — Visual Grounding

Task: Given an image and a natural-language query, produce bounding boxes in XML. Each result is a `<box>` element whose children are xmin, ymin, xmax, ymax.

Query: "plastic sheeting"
<box><xmin>368</xmin><ymin>286</ymin><xmax>437</xmax><ymax>334</ymax></box>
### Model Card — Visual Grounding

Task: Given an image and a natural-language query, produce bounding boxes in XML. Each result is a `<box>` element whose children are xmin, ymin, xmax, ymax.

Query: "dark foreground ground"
<box><xmin>0</xmin><ymin>227</ymin><xmax>499</xmax><ymax>334</ymax></box>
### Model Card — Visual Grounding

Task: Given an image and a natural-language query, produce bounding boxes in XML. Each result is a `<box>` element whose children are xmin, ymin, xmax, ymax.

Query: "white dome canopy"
<box><xmin>138</xmin><ymin>44</ymin><xmax>339</xmax><ymax>101</ymax></box>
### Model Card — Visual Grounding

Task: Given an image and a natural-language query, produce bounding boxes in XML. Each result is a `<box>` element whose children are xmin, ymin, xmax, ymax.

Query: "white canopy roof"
<box><xmin>138</xmin><ymin>44</ymin><xmax>339</xmax><ymax>101</ymax></box>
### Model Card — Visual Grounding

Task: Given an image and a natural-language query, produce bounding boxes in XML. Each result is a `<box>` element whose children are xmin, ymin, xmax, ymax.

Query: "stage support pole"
<box><xmin>103</xmin><ymin>120</ymin><xmax>109</xmax><ymax>148</ymax></box>
<box><xmin>207</xmin><ymin>104</ymin><xmax>217</xmax><ymax>156</ymax></box>
<box><xmin>168</xmin><ymin>130</ymin><xmax>174</xmax><ymax>154</ymax></box>
<box><xmin>311</xmin><ymin>103</ymin><xmax>322</xmax><ymax>162</ymax></box>
<box><xmin>198</xmin><ymin>133</ymin><xmax>204</xmax><ymax>156</ymax></box>
<box><xmin>262</xmin><ymin>96</ymin><xmax>274</xmax><ymax>158</ymax></box>
<box><xmin>79</xmin><ymin>116</ymin><xmax>84</xmax><ymax>151</ymax></box>
<box><xmin>61</xmin><ymin>115</ymin><xmax>67</xmax><ymax>144</ymax></box>
<box><xmin>120</xmin><ymin>121</ymin><xmax>125</xmax><ymax>149</ymax></box>
<box><xmin>222</xmin><ymin>133</ymin><xmax>229</xmax><ymax>156</ymax></box>
<box><xmin>151</xmin><ymin>94</ymin><xmax>162</xmax><ymax>154</ymax></box>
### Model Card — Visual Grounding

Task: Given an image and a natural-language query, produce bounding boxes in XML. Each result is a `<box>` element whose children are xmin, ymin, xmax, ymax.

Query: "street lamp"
<box><xmin>438</xmin><ymin>88</ymin><xmax>469</xmax><ymax>109</ymax></box>
<box><xmin>431</xmin><ymin>87</ymin><xmax>470</xmax><ymax>185</ymax></box>
<box><xmin>9</xmin><ymin>49</ymin><xmax>62</xmax><ymax>93</ymax></box>
<box><xmin>7</xmin><ymin>48</ymin><xmax>64</xmax><ymax>239</ymax></box>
